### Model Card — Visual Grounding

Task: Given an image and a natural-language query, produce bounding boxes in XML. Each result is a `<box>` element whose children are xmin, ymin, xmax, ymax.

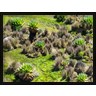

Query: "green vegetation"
<box><xmin>35</xmin><ymin>41</ymin><xmax>45</xmax><ymax>48</ymax></box>
<box><xmin>4</xmin><ymin>15</ymin><xmax>59</xmax><ymax>32</ymax></box>
<box><xmin>7</xmin><ymin>17</ymin><xmax>24</xmax><ymax>31</ymax></box>
<box><xmin>3</xmin><ymin>15</ymin><xmax>93</xmax><ymax>82</ymax></box>
<box><xmin>28</xmin><ymin>20</ymin><xmax>38</xmax><ymax>29</ymax></box>
<box><xmin>16</xmin><ymin>63</ymin><xmax>33</xmax><ymax>74</ymax></box>
<box><xmin>3</xmin><ymin>74</ymin><xmax>15</xmax><ymax>82</ymax></box>
<box><xmin>77</xmin><ymin>73</ymin><xmax>88</xmax><ymax>82</ymax></box>
<box><xmin>74</xmin><ymin>38</ymin><xmax>85</xmax><ymax>46</ymax></box>
<box><xmin>82</xmin><ymin>16</ymin><xmax>93</xmax><ymax>26</ymax></box>
<box><xmin>78</xmin><ymin>51</ymin><xmax>84</xmax><ymax>58</ymax></box>
<box><xmin>3</xmin><ymin>49</ymin><xmax>62</xmax><ymax>82</ymax></box>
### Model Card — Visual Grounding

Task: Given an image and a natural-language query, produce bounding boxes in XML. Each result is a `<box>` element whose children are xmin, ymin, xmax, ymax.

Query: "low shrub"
<box><xmin>77</xmin><ymin>73</ymin><xmax>88</xmax><ymax>82</ymax></box>
<box><xmin>74</xmin><ymin>38</ymin><xmax>85</xmax><ymax>46</ymax></box>
<box><xmin>82</xmin><ymin>16</ymin><xmax>93</xmax><ymax>27</ymax></box>
<box><xmin>28</xmin><ymin>20</ymin><xmax>38</xmax><ymax>29</ymax></box>
<box><xmin>80</xmin><ymin>16</ymin><xmax>93</xmax><ymax>35</ymax></box>
<box><xmin>78</xmin><ymin>51</ymin><xmax>84</xmax><ymax>58</ymax></box>
<box><xmin>35</xmin><ymin>41</ymin><xmax>45</xmax><ymax>48</ymax></box>
<box><xmin>15</xmin><ymin>63</ymin><xmax>39</xmax><ymax>82</ymax></box>
<box><xmin>28</xmin><ymin>20</ymin><xmax>38</xmax><ymax>42</ymax></box>
<box><xmin>16</xmin><ymin>63</ymin><xmax>33</xmax><ymax>74</ymax></box>
<box><xmin>7</xmin><ymin>17</ymin><xmax>23</xmax><ymax>31</ymax></box>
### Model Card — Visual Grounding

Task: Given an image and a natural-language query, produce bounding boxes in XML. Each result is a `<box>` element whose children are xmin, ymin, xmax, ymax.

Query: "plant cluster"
<box><xmin>16</xmin><ymin>63</ymin><xmax>33</xmax><ymax>74</ymax></box>
<box><xmin>77</xmin><ymin>73</ymin><xmax>88</xmax><ymax>82</ymax></box>
<box><xmin>28</xmin><ymin>20</ymin><xmax>38</xmax><ymax>29</ymax></box>
<box><xmin>35</xmin><ymin>41</ymin><xmax>45</xmax><ymax>48</ymax></box>
<box><xmin>82</xmin><ymin>16</ymin><xmax>93</xmax><ymax>26</ymax></box>
<box><xmin>14</xmin><ymin>63</ymin><xmax>39</xmax><ymax>82</ymax></box>
<box><xmin>74</xmin><ymin>38</ymin><xmax>85</xmax><ymax>46</ymax></box>
<box><xmin>7</xmin><ymin>17</ymin><xmax>24</xmax><ymax>31</ymax></box>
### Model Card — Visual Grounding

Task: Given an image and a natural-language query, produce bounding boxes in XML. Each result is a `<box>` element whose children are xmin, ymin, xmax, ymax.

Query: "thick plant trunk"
<box><xmin>29</xmin><ymin>28</ymin><xmax>37</xmax><ymax>43</ymax></box>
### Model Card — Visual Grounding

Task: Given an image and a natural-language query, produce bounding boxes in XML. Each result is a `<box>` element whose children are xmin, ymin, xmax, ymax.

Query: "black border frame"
<box><xmin>0</xmin><ymin>12</ymin><xmax>96</xmax><ymax>85</ymax></box>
